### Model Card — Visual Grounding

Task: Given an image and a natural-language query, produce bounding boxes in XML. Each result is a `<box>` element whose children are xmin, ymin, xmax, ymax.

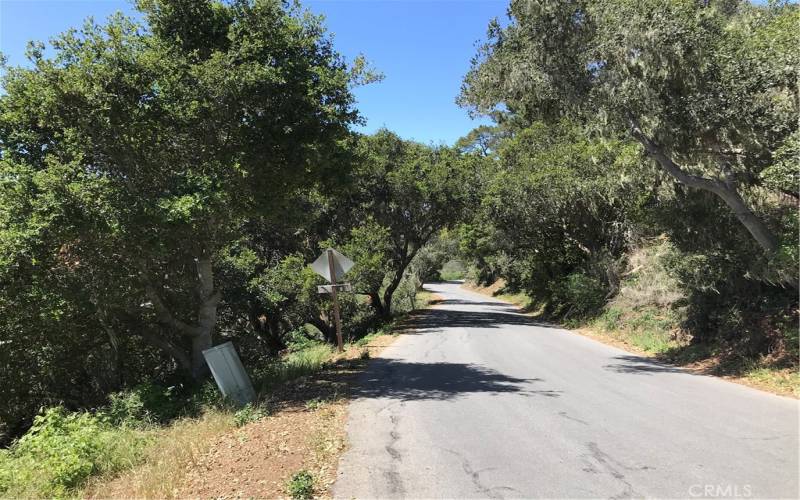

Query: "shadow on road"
<box><xmin>352</xmin><ymin>358</ymin><xmax>562</xmax><ymax>401</ymax></box>
<box><xmin>404</xmin><ymin>305</ymin><xmax>559</xmax><ymax>332</ymax></box>
<box><xmin>604</xmin><ymin>355</ymin><xmax>690</xmax><ymax>375</ymax></box>
<box><xmin>429</xmin><ymin>299</ymin><xmax>513</xmax><ymax>307</ymax></box>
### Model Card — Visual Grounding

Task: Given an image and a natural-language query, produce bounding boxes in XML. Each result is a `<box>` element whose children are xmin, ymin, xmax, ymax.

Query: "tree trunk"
<box><xmin>138</xmin><ymin>253</ymin><xmax>221</xmax><ymax>380</ymax></box>
<box><xmin>628</xmin><ymin>116</ymin><xmax>779</xmax><ymax>254</ymax></box>
<box><xmin>189</xmin><ymin>254</ymin><xmax>220</xmax><ymax>378</ymax></box>
<box><xmin>367</xmin><ymin>291</ymin><xmax>385</xmax><ymax>318</ymax></box>
<box><xmin>191</xmin><ymin>333</ymin><xmax>212</xmax><ymax>379</ymax></box>
<box><xmin>382</xmin><ymin>270</ymin><xmax>406</xmax><ymax>319</ymax></box>
<box><xmin>311</xmin><ymin>316</ymin><xmax>336</xmax><ymax>344</ymax></box>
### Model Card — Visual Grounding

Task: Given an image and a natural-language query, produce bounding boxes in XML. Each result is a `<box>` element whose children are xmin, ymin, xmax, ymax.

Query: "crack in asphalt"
<box><xmin>440</xmin><ymin>447</ymin><xmax>521</xmax><ymax>499</ymax></box>
<box><xmin>586</xmin><ymin>442</ymin><xmax>649</xmax><ymax>499</ymax></box>
<box><xmin>382</xmin><ymin>404</ymin><xmax>406</xmax><ymax>495</ymax></box>
<box><xmin>558</xmin><ymin>411</ymin><xmax>589</xmax><ymax>425</ymax></box>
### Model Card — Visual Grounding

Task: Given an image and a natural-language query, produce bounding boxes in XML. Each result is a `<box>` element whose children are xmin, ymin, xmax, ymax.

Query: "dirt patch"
<box><xmin>174</xmin><ymin>349</ymin><xmax>366</xmax><ymax>499</ymax></box>
<box><xmin>178</xmin><ymin>403</ymin><xmax>347</xmax><ymax>499</ymax></box>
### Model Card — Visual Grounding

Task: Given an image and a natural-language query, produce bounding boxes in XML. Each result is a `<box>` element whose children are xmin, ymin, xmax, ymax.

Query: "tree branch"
<box><xmin>137</xmin><ymin>261</ymin><xmax>203</xmax><ymax>337</ymax></box>
<box><xmin>139</xmin><ymin>329</ymin><xmax>192</xmax><ymax>373</ymax></box>
<box><xmin>627</xmin><ymin>113</ymin><xmax>780</xmax><ymax>255</ymax></box>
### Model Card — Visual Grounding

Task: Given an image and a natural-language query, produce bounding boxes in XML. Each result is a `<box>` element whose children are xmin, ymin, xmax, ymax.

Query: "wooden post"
<box><xmin>327</xmin><ymin>249</ymin><xmax>344</xmax><ymax>352</ymax></box>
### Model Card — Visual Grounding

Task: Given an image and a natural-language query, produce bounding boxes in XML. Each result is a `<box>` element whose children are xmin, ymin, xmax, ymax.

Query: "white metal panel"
<box><xmin>202</xmin><ymin>341</ymin><xmax>255</xmax><ymax>406</ymax></box>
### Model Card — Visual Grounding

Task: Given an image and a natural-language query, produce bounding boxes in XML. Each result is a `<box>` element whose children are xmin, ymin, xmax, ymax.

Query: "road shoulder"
<box><xmin>462</xmin><ymin>281</ymin><xmax>799</xmax><ymax>399</ymax></box>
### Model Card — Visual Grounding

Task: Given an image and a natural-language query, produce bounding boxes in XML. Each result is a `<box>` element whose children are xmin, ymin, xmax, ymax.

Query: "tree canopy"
<box><xmin>460</xmin><ymin>0</ymin><xmax>799</xmax><ymax>263</ymax></box>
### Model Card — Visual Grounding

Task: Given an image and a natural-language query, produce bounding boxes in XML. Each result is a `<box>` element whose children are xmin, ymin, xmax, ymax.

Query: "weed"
<box><xmin>304</xmin><ymin>398</ymin><xmax>326</xmax><ymax>411</ymax></box>
<box><xmin>233</xmin><ymin>404</ymin><xmax>268</xmax><ymax>427</ymax></box>
<box><xmin>287</xmin><ymin>470</ymin><xmax>314</xmax><ymax>499</ymax></box>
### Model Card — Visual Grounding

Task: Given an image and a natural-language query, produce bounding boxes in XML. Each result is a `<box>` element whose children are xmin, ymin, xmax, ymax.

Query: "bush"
<box><xmin>0</xmin><ymin>407</ymin><xmax>148</xmax><ymax>497</ymax></box>
<box><xmin>105</xmin><ymin>382</ymin><xmax>186</xmax><ymax>425</ymax></box>
<box><xmin>599</xmin><ymin>307</ymin><xmax>624</xmax><ymax>331</ymax></box>
<box><xmin>233</xmin><ymin>404</ymin><xmax>268</xmax><ymax>427</ymax></box>
<box><xmin>552</xmin><ymin>273</ymin><xmax>606</xmax><ymax>318</ymax></box>
<box><xmin>105</xmin><ymin>390</ymin><xmax>151</xmax><ymax>427</ymax></box>
<box><xmin>286</xmin><ymin>326</ymin><xmax>325</xmax><ymax>353</ymax></box>
<box><xmin>287</xmin><ymin>470</ymin><xmax>314</xmax><ymax>499</ymax></box>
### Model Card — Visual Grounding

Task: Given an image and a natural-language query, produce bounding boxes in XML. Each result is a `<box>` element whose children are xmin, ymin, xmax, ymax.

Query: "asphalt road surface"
<box><xmin>333</xmin><ymin>282</ymin><xmax>799</xmax><ymax>499</ymax></box>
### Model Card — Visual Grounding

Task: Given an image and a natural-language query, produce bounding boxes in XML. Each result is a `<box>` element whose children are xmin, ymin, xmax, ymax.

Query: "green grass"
<box><xmin>628</xmin><ymin>330</ymin><xmax>676</xmax><ymax>353</ymax></box>
<box><xmin>592</xmin><ymin>306</ymin><xmax>681</xmax><ymax>354</ymax></box>
<box><xmin>253</xmin><ymin>343</ymin><xmax>334</xmax><ymax>393</ymax></box>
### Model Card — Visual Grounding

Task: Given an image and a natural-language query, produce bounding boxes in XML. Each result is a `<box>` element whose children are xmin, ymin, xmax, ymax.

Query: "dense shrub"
<box><xmin>551</xmin><ymin>273</ymin><xmax>607</xmax><ymax>319</ymax></box>
<box><xmin>0</xmin><ymin>407</ymin><xmax>148</xmax><ymax>497</ymax></box>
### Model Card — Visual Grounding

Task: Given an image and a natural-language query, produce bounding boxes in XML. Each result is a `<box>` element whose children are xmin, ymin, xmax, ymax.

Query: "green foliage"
<box><xmin>456</xmin><ymin>0</ymin><xmax>798</xmax><ymax>368</ymax></box>
<box><xmin>233</xmin><ymin>404</ymin><xmax>268</xmax><ymax>428</ymax></box>
<box><xmin>105</xmin><ymin>390</ymin><xmax>151</xmax><ymax>428</ymax></box>
<box><xmin>0</xmin><ymin>407</ymin><xmax>148</xmax><ymax>497</ymax></box>
<box><xmin>252</xmin><ymin>344</ymin><xmax>333</xmax><ymax>393</ymax></box>
<box><xmin>104</xmin><ymin>383</ymin><xmax>185</xmax><ymax>426</ymax></box>
<box><xmin>0</xmin><ymin>0</ymin><xmax>368</xmax><ymax>438</ymax></box>
<box><xmin>439</xmin><ymin>260</ymin><xmax>467</xmax><ymax>281</ymax></box>
<box><xmin>411</xmin><ymin>229</ymin><xmax>462</xmax><ymax>284</ymax></box>
<box><xmin>287</xmin><ymin>469</ymin><xmax>315</xmax><ymax>499</ymax></box>
<box><xmin>461</xmin><ymin>0</ymin><xmax>799</xmax><ymax>258</ymax></box>
<box><xmin>286</xmin><ymin>327</ymin><xmax>325</xmax><ymax>353</ymax></box>
<box><xmin>598</xmin><ymin>307</ymin><xmax>624</xmax><ymax>332</ymax></box>
<box><xmin>551</xmin><ymin>273</ymin><xmax>607</xmax><ymax>319</ymax></box>
<box><xmin>341</xmin><ymin>129</ymin><xmax>480</xmax><ymax>317</ymax></box>
<box><xmin>761</xmin><ymin>131</ymin><xmax>800</xmax><ymax>197</ymax></box>
<box><xmin>458</xmin><ymin>119</ymin><xmax>646</xmax><ymax>317</ymax></box>
<box><xmin>339</xmin><ymin>219</ymin><xmax>393</xmax><ymax>297</ymax></box>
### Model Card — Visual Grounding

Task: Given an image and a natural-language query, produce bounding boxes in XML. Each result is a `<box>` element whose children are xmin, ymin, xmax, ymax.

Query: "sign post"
<box><xmin>310</xmin><ymin>248</ymin><xmax>354</xmax><ymax>353</ymax></box>
<box><xmin>327</xmin><ymin>249</ymin><xmax>344</xmax><ymax>352</ymax></box>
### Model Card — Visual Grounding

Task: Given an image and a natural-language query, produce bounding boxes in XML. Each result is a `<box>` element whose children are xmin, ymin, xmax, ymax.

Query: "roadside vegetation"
<box><xmin>0</xmin><ymin>0</ymin><xmax>797</xmax><ymax>496</ymax></box>
<box><xmin>1</xmin><ymin>290</ymin><xmax>439</xmax><ymax>499</ymax></box>
<box><xmin>453</xmin><ymin>0</ymin><xmax>799</xmax><ymax>396</ymax></box>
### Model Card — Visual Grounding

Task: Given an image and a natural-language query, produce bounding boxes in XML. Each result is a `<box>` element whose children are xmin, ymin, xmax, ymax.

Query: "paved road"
<box><xmin>333</xmin><ymin>282</ymin><xmax>799</xmax><ymax>499</ymax></box>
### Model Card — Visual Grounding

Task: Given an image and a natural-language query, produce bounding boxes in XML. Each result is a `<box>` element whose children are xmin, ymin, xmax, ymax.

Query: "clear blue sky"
<box><xmin>0</xmin><ymin>0</ymin><xmax>506</xmax><ymax>145</ymax></box>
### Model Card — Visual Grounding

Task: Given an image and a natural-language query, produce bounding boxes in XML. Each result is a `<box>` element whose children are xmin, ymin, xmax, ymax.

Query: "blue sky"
<box><xmin>0</xmin><ymin>0</ymin><xmax>506</xmax><ymax>145</ymax></box>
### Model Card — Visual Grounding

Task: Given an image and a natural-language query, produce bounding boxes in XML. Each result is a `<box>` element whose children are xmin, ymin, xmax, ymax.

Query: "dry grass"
<box><xmin>83</xmin><ymin>411</ymin><xmax>234</xmax><ymax>499</ymax></box>
<box><xmin>611</xmin><ymin>239</ymin><xmax>684</xmax><ymax>310</ymax></box>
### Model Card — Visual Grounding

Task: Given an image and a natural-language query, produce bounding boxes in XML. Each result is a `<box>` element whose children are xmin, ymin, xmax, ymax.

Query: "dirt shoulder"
<box><xmin>463</xmin><ymin>281</ymin><xmax>799</xmax><ymax>399</ymax></box>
